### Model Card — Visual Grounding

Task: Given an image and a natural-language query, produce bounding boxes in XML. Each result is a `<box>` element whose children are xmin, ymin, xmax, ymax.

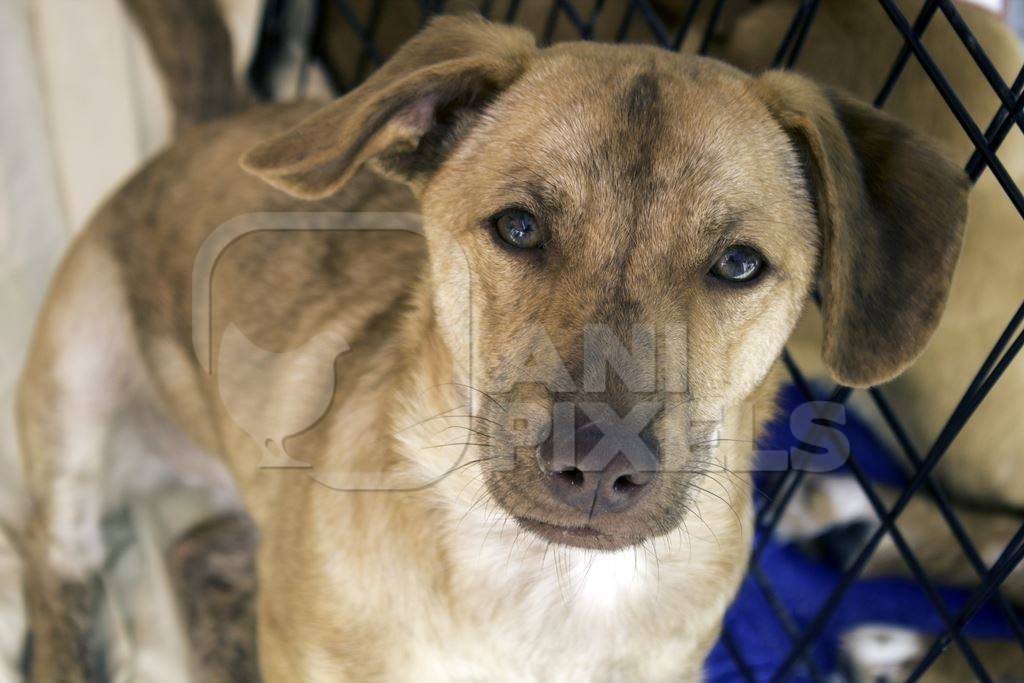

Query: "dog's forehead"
<box><xmin>461</xmin><ymin>45</ymin><xmax>793</xmax><ymax>236</ymax></box>
<box><xmin>474</xmin><ymin>47</ymin><xmax>783</xmax><ymax>188</ymax></box>
<box><xmin>504</xmin><ymin>44</ymin><xmax>771</xmax><ymax>153</ymax></box>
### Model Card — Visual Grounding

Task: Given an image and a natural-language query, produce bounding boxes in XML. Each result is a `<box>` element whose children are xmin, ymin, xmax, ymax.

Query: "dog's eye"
<box><xmin>710</xmin><ymin>245</ymin><xmax>765</xmax><ymax>283</ymax></box>
<box><xmin>493</xmin><ymin>209</ymin><xmax>543</xmax><ymax>249</ymax></box>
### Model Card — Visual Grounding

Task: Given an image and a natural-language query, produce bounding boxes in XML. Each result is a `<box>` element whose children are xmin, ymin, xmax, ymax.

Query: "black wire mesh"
<box><xmin>249</xmin><ymin>1</ymin><xmax>1024</xmax><ymax>680</ymax></box>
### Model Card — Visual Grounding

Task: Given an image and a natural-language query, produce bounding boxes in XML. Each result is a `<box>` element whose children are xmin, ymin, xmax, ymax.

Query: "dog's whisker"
<box><xmin>463</xmin><ymin>484</ymin><xmax>497</xmax><ymax>521</ymax></box>
<box><xmin>452</xmin><ymin>470</ymin><xmax>487</xmax><ymax>506</ymax></box>
<box><xmin>455</xmin><ymin>481</ymin><xmax>498</xmax><ymax>534</ymax></box>
<box><xmin>396</xmin><ymin>415</ymin><xmax>507</xmax><ymax>440</ymax></box>
<box><xmin>421</xmin><ymin>441</ymin><xmax>495</xmax><ymax>450</ymax></box>
<box><xmin>431</xmin><ymin>382</ymin><xmax>509</xmax><ymax>414</ymax></box>
<box><xmin>700</xmin><ymin>468</ymin><xmax>762</xmax><ymax>504</ymax></box>
<box><xmin>479</xmin><ymin>506</ymin><xmax>510</xmax><ymax>553</ymax></box>
<box><xmin>675</xmin><ymin>514</ymin><xmax>693</xmax><ymax>559</ymax></box>
<box><xmin>680</xmin><ymin>500</ymin><xmax>721</xmax><ymax>550</ymax></box>
<box><xmin>445</xmin><ymin>456</ymin><xmax>508</xmax><ymax>484</ymax></box>
<box><xmin>429</xmin><ymin>425</ymin><xmax>500</xmax><ymax>442</ymax></box>
<box><xmin>394</xmin><ymin>404</ymin><xmax>472</xmax><ymax>433</ymax></box>
<box><xmin>689</xmin><ymin>479</ymin><xmax>743</xmax><ymax>531</ymax></box>
<box><xmin>690</xmin><ymin>438</ymin><xmax>758</xmax><ymax>447</ymax></box>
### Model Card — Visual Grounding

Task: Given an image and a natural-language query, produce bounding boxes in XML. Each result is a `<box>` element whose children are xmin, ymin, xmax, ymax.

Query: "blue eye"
<box><xmin>711</xmin><ymin>245</ymin><xmax>765</xmax><ymax>282</ymax></box>
<box><xmin>493</xmin><ymin>209</ymin><xmax>543</xmax><ymax>249</ymax></box>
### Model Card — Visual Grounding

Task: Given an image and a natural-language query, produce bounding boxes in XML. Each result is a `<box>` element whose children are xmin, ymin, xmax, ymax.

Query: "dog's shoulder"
<box><xmin>79</xmin><ymin>101</ymin><xmax>425</xmax><ymax>383</ymax></box>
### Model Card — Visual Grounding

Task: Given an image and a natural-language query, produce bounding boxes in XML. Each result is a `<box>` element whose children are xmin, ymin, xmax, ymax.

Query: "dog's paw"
<box><xmin>168</xmin><ymin>513</ymin><xmax>259</xmax><ymax>683</ymax></box>
<box><xmin>25</xmin><ymin>577</ymin><xmax>107</xmax><ymax>683</ymax></box>
<box><xmin>839</xmin><ymin>625</ymin><xmax>924</xmax><ymax>683</ymax></box>
<box><xmin>774</xmin><ymin>475</ymin><xmax>876</xmax><ymax>544</ymax></box>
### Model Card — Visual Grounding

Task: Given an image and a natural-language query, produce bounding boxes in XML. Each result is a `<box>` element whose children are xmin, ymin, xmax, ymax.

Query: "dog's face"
<box><xmin>418</xmin><ymin>47</ymin><xmax>819</xmax><ymax>549</ymax></box>
<box><xmin>245</xmin><ymin>18</ymin><xmax>967</xmax><ymax>551</ymax></box>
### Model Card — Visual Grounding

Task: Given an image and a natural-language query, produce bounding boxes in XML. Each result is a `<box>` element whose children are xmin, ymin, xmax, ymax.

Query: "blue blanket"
<box><xmin>704</xmin><ymin>385</ymin><xmax>1018</xmax><ymax>681</ymax></box>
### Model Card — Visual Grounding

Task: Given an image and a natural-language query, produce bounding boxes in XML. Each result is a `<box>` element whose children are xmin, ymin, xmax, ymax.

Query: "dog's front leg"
<box><xmin>17</xmin><ymin>240</ymin><xmax>141</xmax><ymax>682</ymax></box>
<box><xmin>19</xmin><ymin>405</ymin><xmax>109</xmax><ymax>683</ymax></box>
<box><xmin>22</xmin><ymin>557</ymin><xmax>103</xmax><ymax>683</ymax></box>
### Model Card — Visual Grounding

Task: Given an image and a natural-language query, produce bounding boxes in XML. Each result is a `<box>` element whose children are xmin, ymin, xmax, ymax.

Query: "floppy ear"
<box><xmin>241</xmin><ymin>16</ymin><xmax>535</xmax><ymax>199</ymax></box>
<box><xmin>753</xmin><ymin>71</ymin><xmax>969</xmax><ymax>388</ymax></box>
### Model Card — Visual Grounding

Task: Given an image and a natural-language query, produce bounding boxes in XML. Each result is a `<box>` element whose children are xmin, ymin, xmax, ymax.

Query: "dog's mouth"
<box><xmin>515</xmin><ymin>516</ymin><xmax>643</xmax><ymax>551</ymax></box>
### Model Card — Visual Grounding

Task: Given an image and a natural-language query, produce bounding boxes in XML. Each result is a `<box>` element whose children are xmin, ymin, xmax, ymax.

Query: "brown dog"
<box><xmin>17</xmin><ymin>15</ymin><xmax>967</xmax><ymax>681</ymax></box>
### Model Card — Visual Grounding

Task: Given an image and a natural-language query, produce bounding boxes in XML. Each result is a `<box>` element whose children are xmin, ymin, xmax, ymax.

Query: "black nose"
<box><xmin>541</xmin><ymin>423</ymin><xmax>657</xmax><ymax>515</ymax></box>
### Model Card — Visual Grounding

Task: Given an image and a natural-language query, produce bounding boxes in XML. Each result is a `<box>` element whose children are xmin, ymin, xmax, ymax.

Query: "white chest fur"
<box><xmin>387</xmin><ymin>513</ymin><xmax>714</xmax><ymax>683</ymax></box>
